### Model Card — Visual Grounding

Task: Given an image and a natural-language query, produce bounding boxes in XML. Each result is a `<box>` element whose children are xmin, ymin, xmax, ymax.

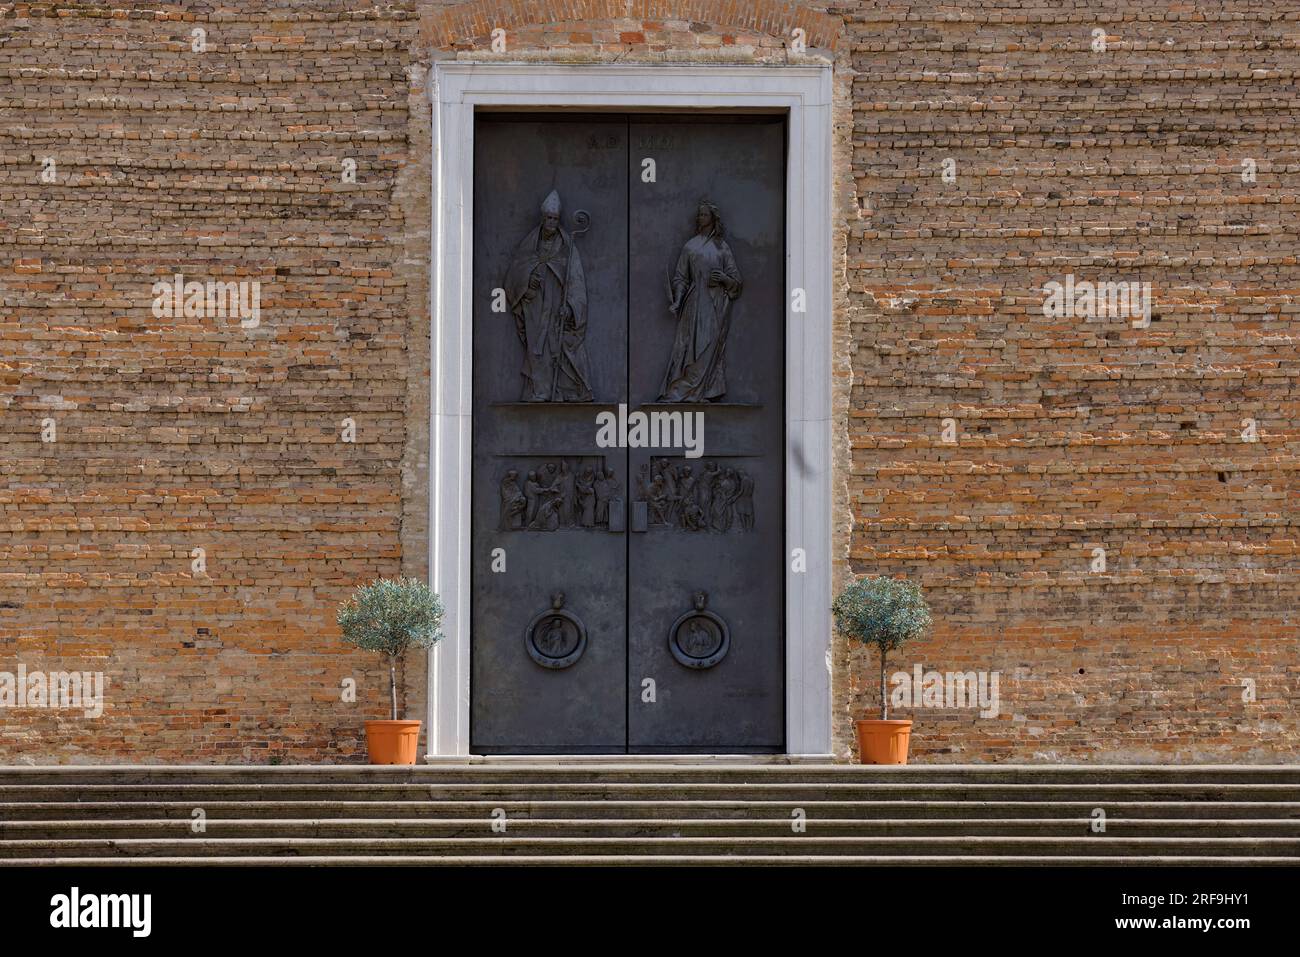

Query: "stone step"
<box><xmin>4</xmin><ymin>835</ymin><xmax>1298</xmax><ymax>859</ymax></box>
<box><xmin>3</xmin><ymin>818</ymin><xmax>1296</xmax><ymax>840</ymax></box>
<box><xmin>5</xmin><ymin>764</ymin><xmax>1300</xmax><ymax>785</ymax></box>
<box><xmin>5</xmin><ymin>766</ymin><xmax>1292</xmax><ymax>866</ymax></box>
<box><xmin>6</xmin><ymin>799</ymin><xmax>1298</xmax><ymax>821</ymax></box>
<box><xmin>4</xmin><ymin>782</ymin><xmax>1299</xmax><ymax>803</ymax></box>
<box><xmin>7</xmin><ymin>854</ymin><xmax>1295</xmax><ymax>867</ymax></box>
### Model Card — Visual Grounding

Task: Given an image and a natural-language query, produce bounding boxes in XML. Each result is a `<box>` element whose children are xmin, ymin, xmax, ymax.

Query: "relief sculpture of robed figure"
<box><xmin>505</xmin><ymin>190</ymin><xmax>594</xmax><ymax>402</ymax></box>
<box><xmin>659</xmin><ymin>200</ymin><xmax>743</xmax><ymax>402</ymax></box>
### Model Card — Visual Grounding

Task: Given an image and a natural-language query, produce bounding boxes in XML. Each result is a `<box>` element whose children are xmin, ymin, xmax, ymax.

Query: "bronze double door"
<box><xmin>471</xmin><ymin>113</ymin><xmax>785</xmax><ymax>753</ymax></box>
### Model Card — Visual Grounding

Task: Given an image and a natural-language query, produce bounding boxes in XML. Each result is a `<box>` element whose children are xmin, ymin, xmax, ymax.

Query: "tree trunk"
<box><xmin>879</xmin><ymin>647</ymin><xmax>888</xmax><ymax>721</ymax></box>
<box><xmin>389</xmin><ymin>654</ymin><xmax>398</xmax><ymax>721</ymax></box>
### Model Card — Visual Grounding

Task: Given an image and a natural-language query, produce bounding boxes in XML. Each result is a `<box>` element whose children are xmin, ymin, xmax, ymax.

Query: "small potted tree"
<box><xmin>337</xmin><ymin>577</ymin><xmax>444</xmax><ymax>765</ymax></box>
<box><xmin>832</xmin><ymin>574</ymin><xmax>931</xmax><ymax>764</ymax></box>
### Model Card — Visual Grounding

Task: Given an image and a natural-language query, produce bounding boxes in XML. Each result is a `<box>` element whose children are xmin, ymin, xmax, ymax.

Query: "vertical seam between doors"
<box><xmin>624</xmin><ymin>115</ymin><xmax>631</xmax><ymax>753</ymax></box>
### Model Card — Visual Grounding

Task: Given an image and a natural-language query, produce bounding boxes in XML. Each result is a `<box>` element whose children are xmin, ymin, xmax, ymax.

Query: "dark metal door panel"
<box><xmin>471</xmin><ymin>115</ymin><xmax>629</xmax><ymax>753</ymax></box>
<box><xmin>625</xmin><ymin>117</ymin><xmax>786</xmax><ymax>752</ymax></box>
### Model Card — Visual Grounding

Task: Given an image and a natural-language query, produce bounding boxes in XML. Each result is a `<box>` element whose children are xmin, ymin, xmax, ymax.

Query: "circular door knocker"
<box><xmin>668</xmin><ymin>591</ymin><xmax>730</xmax><ymax>670</ymax></box>
<box><xmin>525</xmin><ymin>592</ymin><xmax>587</xmax><ymax>670</ymax></box>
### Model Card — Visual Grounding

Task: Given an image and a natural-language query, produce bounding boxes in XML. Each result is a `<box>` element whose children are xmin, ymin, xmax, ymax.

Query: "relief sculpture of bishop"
<box><xmin>505</xmin><ymin>190</ymin><xmax>594</xmax><ymax>402</ymax></box>
<box><xmin>659</xmin><ymin>200</ymin><xmax>743</xmax><ymax>402</ymax></box>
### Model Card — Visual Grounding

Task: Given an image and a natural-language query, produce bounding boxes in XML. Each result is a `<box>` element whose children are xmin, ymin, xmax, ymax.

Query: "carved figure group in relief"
<box><xmin>634</xmin><ymin>458</ymin><xmax>755</xmax><ymax>532</ymax></box>
<box><xmin>499</xmin><ymin>459</ymin><xmax>622</xmax><ymax>531</ymax></box>
<box><xmin>505</xmin><ymin>190</ymin><xmax>595</xmax><ymax>402</ymax></box>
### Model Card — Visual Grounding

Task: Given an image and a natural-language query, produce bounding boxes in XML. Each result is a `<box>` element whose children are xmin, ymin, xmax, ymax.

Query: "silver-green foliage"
<box><xmin>338</xmin><ymin>578</ymin><xmax>444</xmax><ymax>721</ymax></box>
<box><xmin>832</xmin><ymin>575</ymin><xmax>931</xmax><ymax>720</ymax></box>
<box><xmin>831</xmin><ymin>575</ymin><xmax>930</xmax><ymax>652</ymax></box>
<box><xmin>338</xmin><ymin>577</ymin><xmax>444</xmax><ymax>657</ymax></box>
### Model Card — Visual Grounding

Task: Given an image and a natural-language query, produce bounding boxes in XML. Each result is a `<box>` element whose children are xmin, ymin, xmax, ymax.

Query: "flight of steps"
<box><xmin>2</xmin><ymin>762</ymin><xmax>1298</xmax><ymax>866</ymax></box>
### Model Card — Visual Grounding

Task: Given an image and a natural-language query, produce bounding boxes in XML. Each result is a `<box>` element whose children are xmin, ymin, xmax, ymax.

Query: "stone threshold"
<box><xmin>2</xmin><ymin>761</ymin><xmax>1297</xmax><ymax>771</ymax></box>
<box><xmin>423</xmin><ymin>754</ymin><xmax>837</xmax><ymax>765</ymax></box>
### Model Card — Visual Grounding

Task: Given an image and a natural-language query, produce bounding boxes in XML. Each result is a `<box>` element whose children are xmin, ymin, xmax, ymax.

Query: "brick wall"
<box><xmin>839</xmin><ymin>2</ymin><xmax>1300</xmax><ymax>761</ymax></box>
<box><xmin>0</xmin><ymin>3</ymin><xmax>426</xmax><ymax>762</ymax></box>
<box><xmin>0</xmin><ymin>1</ymin><xmax>1295</xmax><ymax>763</ymax></box>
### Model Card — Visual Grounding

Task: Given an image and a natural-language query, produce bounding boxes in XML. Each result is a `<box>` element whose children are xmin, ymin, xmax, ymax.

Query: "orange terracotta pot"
<box><xmin>855</xmin><ymin>719</ymin><xmax>913</xmax><ymax>765</ymax></box>
<box><xmin>364</xmin><ymin>719</ymin><xmax>422</xmax><ymax>765</ymax></box>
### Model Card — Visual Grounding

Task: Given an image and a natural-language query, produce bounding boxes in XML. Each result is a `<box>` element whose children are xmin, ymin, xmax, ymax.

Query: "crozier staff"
<box><xmin>504</xmin><ymin>190</ymin><xmax>594</xmax><ymax>402</ymax></box>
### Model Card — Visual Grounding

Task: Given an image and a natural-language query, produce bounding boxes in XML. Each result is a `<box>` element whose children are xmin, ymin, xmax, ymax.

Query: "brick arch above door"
<box><xmin>420</xmin><ymin>0</ymin><xmax>842</xmax><ymax>52</ymax></box>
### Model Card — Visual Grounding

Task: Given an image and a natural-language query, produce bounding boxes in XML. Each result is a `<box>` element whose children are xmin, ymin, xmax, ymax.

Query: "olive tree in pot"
<box><xmin>832</xmin><ymin>575</ymin><xmax>931</xmax><ymax>764</ymax></box>
<box><xmin>337</xmin><ymin>577</ymin><xmax>444</xmax><ymax>765</ymax></box>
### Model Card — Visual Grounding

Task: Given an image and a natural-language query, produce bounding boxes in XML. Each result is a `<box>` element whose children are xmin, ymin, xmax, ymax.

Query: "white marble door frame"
<box><xmin>427</xmin><ymin>62</ymin><xmax>833</xmax><ymax>756</ymax></box>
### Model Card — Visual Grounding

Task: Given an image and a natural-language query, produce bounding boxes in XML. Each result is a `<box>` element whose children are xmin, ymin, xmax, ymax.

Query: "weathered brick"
<box><xmin>0</xmin><ymin>1</ymin><xmax>1295</xmax><ymax>765</ymax></box>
